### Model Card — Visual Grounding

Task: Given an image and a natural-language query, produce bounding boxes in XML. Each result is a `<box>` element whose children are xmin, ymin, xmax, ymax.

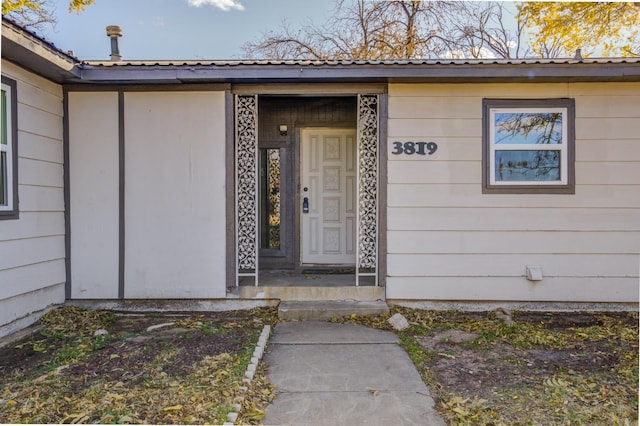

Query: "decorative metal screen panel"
<box><xmin>357</xmin><ymin>94</ymin><xmax>379</xmax><ymax>284</ymax></box>
<box><xmin>235</xmin><ymin>95</ymin><xmax>258</xmax><ymax>285</ymax></box>
<box><xmin>263</xmin><ymin>149</ymin><xmax>281</xmax><ymax>249</ymax></box>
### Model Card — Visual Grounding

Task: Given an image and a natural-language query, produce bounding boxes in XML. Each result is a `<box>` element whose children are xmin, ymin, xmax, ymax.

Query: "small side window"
<box><xmin>1</xmin><ymin>76</ymin><xmax>18</xmax><ymax>219</ymax></box>
<box><xmin>482</xmin><ymin>99</ymin><xmax>575</xmax><ymax>194</ymax></box>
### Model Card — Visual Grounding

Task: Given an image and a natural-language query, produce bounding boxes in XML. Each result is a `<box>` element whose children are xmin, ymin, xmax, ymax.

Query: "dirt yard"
<box><xmin>1</xmin><ymin>306</ymin><xmax>638</xmax><ymax>425</ymax></box>
<box><xmin>333</xmin><ymin>307</ymin><xmax>639</xmax><ymax>425</ymax></box>
<box><xmin>0</xmin><ymin>306</ymin><xmax>277</xmax><ymax>424</ymax></box>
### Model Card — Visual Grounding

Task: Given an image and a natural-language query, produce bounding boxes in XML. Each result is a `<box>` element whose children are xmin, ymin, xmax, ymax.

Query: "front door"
<box><xmin>301</xmin><ymin>128</ymin><xmax>357</xmax><ymax>265</ymax></box>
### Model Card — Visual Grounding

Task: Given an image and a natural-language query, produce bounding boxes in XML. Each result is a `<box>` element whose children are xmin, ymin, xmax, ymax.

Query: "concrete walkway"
<box><xmin>263</xmin><ymin>321</ymin><xmax>445</xmax><ymax>426</ymax></box>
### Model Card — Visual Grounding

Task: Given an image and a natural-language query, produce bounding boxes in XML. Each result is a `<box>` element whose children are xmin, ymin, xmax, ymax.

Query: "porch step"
<box><xmin>278</xmin><ymin>301</ymin><xmax>389</xmax><ymax>321</ymax></box>
<box><xmin>237</xmin><ymin>285</ymin><xmax>384</xmax><ymax>301</ymax></box>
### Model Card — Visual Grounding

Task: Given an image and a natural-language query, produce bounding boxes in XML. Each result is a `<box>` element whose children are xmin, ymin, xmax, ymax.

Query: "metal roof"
<box><xmin>83</xmin><ymin>57</ymin><xmax>640</xmax><ymax>67</ymax></box>
<box><xmin>3</xmin><ymin>16</ymin><xmax>640</xmax><ymax>85</ymax></box>
<box><xmin>76</xmin><ymin>58</ymin><xmax>640</xmax><ymax>85</ymax></box>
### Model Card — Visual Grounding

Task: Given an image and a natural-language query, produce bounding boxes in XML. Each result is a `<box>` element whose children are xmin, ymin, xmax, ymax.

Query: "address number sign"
<box><xmin>392</xmin><ymin>141</ymin><xmax>438</xmax><ymax>156</ymax></box>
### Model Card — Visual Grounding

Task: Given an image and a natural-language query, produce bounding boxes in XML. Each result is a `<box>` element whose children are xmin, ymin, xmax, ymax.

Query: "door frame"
<box><xmin>299</xmin><ymin>127</ymin><xmax>358</xmax><ymax>266</ymax></box>
<box><xmin>231</xmin><ymin>92</ymin><xmax>387</xmax><ymax>288</ymax></box>
<box><xmin>291</xmin><ymin>121</ymin><xmax>357</xmax><ymax>272</ymax></box>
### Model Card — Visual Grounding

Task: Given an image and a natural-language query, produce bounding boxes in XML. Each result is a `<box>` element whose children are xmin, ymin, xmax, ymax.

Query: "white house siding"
<box><xmin>67</xmin><ymin>91</ymin><xmax>227</xmax><ymax>299</ymax></box>
<box><xmin>0</xmin><ymin>61</ymin><xmax>65</xmax><ymax>334</ymax></box>
<box><xmin>386</xmin><ymin>82</ymin><xmax>640</xmax><ymax>303</ymax></box>
<box><xmin>123</xmin><ymin>92</ymin><xmax>227</xmax><ymax>298</ymax></box>
<box><xmin>68</xmin><ymin>92</ymin><xmax>120</xmax><ymax>298</ymax></box>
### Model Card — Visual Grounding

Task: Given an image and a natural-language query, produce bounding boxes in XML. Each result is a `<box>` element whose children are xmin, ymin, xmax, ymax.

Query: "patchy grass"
<box><xmin>0</xmin><ymin>306</ymin><xmax>278</xmax><ymax>425</ymax></box>
<box><xmin>2</xmin><ymin>305</ymin><xmax>637</xmax><ymax>425</ymax></box>
<box><xmin>331</xmin><ymin>307</ymin><xmax>639</xmax><ymax>425</ymax></box>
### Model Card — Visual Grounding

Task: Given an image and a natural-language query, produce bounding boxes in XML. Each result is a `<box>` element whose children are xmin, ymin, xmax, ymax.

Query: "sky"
<box><xmin>42</xmin><ymin>0</ymin><xmax>335</xmax><ymax>60</ymax></box>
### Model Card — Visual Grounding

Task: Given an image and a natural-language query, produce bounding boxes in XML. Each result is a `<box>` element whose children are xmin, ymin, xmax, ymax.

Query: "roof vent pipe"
<box><xmin>106</xmin><ymin>25</ymin><xmax>123</xmax><ymax>61</ymax></box>
<box><xmin>573</xmin><ymin>48</ymin><xmax>583</xmax><ymax>61</ymax></box>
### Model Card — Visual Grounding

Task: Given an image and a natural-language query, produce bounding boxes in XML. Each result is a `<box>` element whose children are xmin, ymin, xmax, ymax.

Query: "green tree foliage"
<box><xmin>518</xmin><ymin>2</ymin><xmax>640</xmax><ymax>58</ymax></box>
<box><xmin>67</xmin><ymin>0</ymin><xmax>95</xmax><ymax>13</ymax></box>
<box><xmin>2</xmin><ymin>0</ymin><xmax>94</xmax><ymax>13</ymax></box>
<box><xmin>2</xmin><ymin>0</ymin><xmax>95</xmax><ymax>31</ymax></box>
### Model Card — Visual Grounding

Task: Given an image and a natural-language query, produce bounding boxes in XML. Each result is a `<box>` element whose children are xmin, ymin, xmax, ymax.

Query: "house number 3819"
<box><xmin>392</xmin><ymin>141</ymin><xmax>438</xmax><ymax>156</ymax></box>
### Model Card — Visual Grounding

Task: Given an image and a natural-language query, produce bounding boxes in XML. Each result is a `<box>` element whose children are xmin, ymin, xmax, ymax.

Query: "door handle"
<box><xmin>302</xmin><ymin>197</ymin><xmax>309</xmax><ymax>213</ymax></box>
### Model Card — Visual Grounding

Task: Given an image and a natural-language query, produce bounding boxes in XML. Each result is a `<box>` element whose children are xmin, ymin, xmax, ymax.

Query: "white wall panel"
<box><xmin>386</xmin><ymin>277</ymin><xmax>638</xmax><ymax>303</ymax></box>
<box><xmin>0</xmin><ymin>60</ymin><xmax>66</xmax><ymax>334</ymax></box>
<box><xmin>388</xmin><ymin>161</ymin><xmax>480</xmax><ymax>184</ymax></box>
<box><xmin>388</xmin><ymin>230</ymin><xmax>640</xmax><ymax>255</ymax></box>
<box><xmin>19</xmin><ymin>133</ymin><xmax>64</xmax><ymax>163</ymax></box>
<box><xmin>577</xmin><ymin>140</ymin><xmax>640</xmax><ymax>162</ymax></box>
<box><xmin>576</xmin><ymin>162</ymin><xmax>640</xmax><ymax>185</ymax></box>
<box><xmin>388</xmin><ymin>118</ymin><xmax>480</xmax><ymax>138</ymax></box>
<box><xmin>576</xmin><ymin>117</ymin><xmax>640</xmax><ymax>140</ymax></box>
<box><xmin>69</xmin><ymin>92</ymin><xmax>120</xmax><ymax>299</ymax></box>
<box><xmin>389</xmin><ymin>83</ymin><xmax>572</xmax><ymax>98</ymax></box>
<box><xmin>388</xmin><ymin>207</ymin><xmax>640</xmax><ymax>232</ymax></box>
<box><xmin>388</xmin><ymin>96</ymin><xmax>480</xmax><ymax>119</ymax></box>
<box><xmin>0</xmin><ymin>284</ymin><xmax>65</xmax><ymax>333</ymax></box>
<box><xmin>0</xmin><ymin>260</ymin><xmax>66</xmax><ymax>300</ymax></box>
<box><xmin>18</xmin><ymin>186</ymin><xmax>64</xmax><ymax>212</ymax></box>
<box><xmin>568</xmin><ymin>82</ymin><xmax>640</xmax><ymax>96</ymax></box>
<box><xmin>10</xmin><ymin>78</ymin><xmax>62</xmax><ymax>114</ymax></box>
<box><xmin>18</xmin><ymin>157</ymin><xmax>63</xmax><ymax>186</ymax></box>
<box><xmin>17</xmin><ymin>103</ymin><xmax>63</xmax><ymax>136</ymax></box>
<box><xmin>0</xmin><ymin>235</ymin><xmax>64</xmax><ymax>270</ymax></box>
<box><xmin>388</xmin><ymin>184</ymin><xmax>640</xmax><ymax>208</ymax></box>
<box><xmin>124</xmin><ymin>92</ymin><xmax>226</xmax><ymax>298</ymax></box>
<box><xmin>387</xmin><ymin>254</ymin><xmax>639</xmax><ymax>278</ymax></box>
<box><xmin>386</xmin><ymin>82</ymin><xmax>640</xmax><ymax>303</ymax></box>
<box><xmin>576</xmin><ymin>95</ymin><xmax>640</xmax><ymax>118</ymax></box>
<box><xmin>1</xmin><ymin>212</ymin><xmax>64</xmax><ymax>240</ymax></box>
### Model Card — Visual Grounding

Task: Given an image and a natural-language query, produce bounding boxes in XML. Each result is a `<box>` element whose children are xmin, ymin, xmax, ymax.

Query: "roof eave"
<box><xmin>75</xmin><ymin>62</ymin><xmax>640</xmax><ymax>85</ymax></box>
<box><xmin>1</xmin><ymin>19</ymin><xmax>81</xmax><ymax>83</ymax></box>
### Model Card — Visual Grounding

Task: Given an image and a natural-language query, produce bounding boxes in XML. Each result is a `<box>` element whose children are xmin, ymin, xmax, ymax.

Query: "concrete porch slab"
<box><xmin>237</xmin><ymin>285</ymin><xmax>385</xmax><ymax>301</ymax></box>
<box><xmin>278</xmin><ymin>300</ymin><xmax>389</xmax><ymax>321</ymax></box>
<box><xmin>270</xmin><ymin>321</ymin><xmax>397</xmax><ymax>344</ymax></box>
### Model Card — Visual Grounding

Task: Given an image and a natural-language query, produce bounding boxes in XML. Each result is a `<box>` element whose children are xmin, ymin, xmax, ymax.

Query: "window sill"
<box><xmin>482</xmin><ymin>184</ymin><xmax>575</xmax><ymax>195</ymax></box>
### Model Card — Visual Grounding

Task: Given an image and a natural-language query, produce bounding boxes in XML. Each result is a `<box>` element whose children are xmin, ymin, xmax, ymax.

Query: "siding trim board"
<box><xmin>225</xmin><ymin>90</ymin><xmax>235</xmax><ymax>289</ymax></box>
<box><xmin>63</xmin><ymin>86</ymin><xmax>70</xmax><ymax>299</ymax></box>
<box><xmin>118</xmin><ymin>91</ymin><xmax>125</xmax><ymax>299</ymax></box>
<box><xmin>1</xmin><ymin>76</ymin><xmax>19</xmax><ymax>220</ymax></box>
<box><xmin>65</xmin><ymin>83</ymin><xmax>231</xmax><ymax>93</ymax></box>
<box><xmin>377</xmin><ymin>93</ymin><xmax>388</xmax><ymax>287</ymax></box>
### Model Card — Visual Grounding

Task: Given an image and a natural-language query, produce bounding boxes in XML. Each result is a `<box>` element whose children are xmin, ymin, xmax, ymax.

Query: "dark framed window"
<box><xmin>482</xmin><ymin>98</ymin><xmax>575</xmax><ymax>194</ymax></box>
<box><xmin>1</xmin><ymin>76</ymin><xmax>18</xmax><ymax>219</ymax></box>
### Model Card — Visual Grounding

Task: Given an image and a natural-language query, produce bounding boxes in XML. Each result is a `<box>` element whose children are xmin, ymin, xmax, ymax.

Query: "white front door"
<box><xmin>301</xmin><ymin>128</ymin><xmax>357</xmax><ymax>265</ymax></box>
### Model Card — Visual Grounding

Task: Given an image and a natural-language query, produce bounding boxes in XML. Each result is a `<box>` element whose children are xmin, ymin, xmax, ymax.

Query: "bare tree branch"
<box><xmin>242</xmin><ymin>0</ymin><xmax>528</xmax><ymax>60</ymax></box>
<box><xmin>3</xmin><ymin>0</ymin><xmax>58</xmax><ymax>32</ymax></box>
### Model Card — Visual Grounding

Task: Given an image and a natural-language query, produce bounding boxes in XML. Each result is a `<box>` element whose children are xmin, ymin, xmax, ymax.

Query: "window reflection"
<box><xmin>495</xmin><ymin>150</ymin><xmax>561</xmax><ymax>181</ymax></box>
<box><xmin>260</xmin><ymin>149</ymin><xmax>281</xmax><ymax>249</ymax></box>
<box><xmin>495</xmin><ymin>112</ymin><xmax>563</xmax><ymax>145</ymax></box>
